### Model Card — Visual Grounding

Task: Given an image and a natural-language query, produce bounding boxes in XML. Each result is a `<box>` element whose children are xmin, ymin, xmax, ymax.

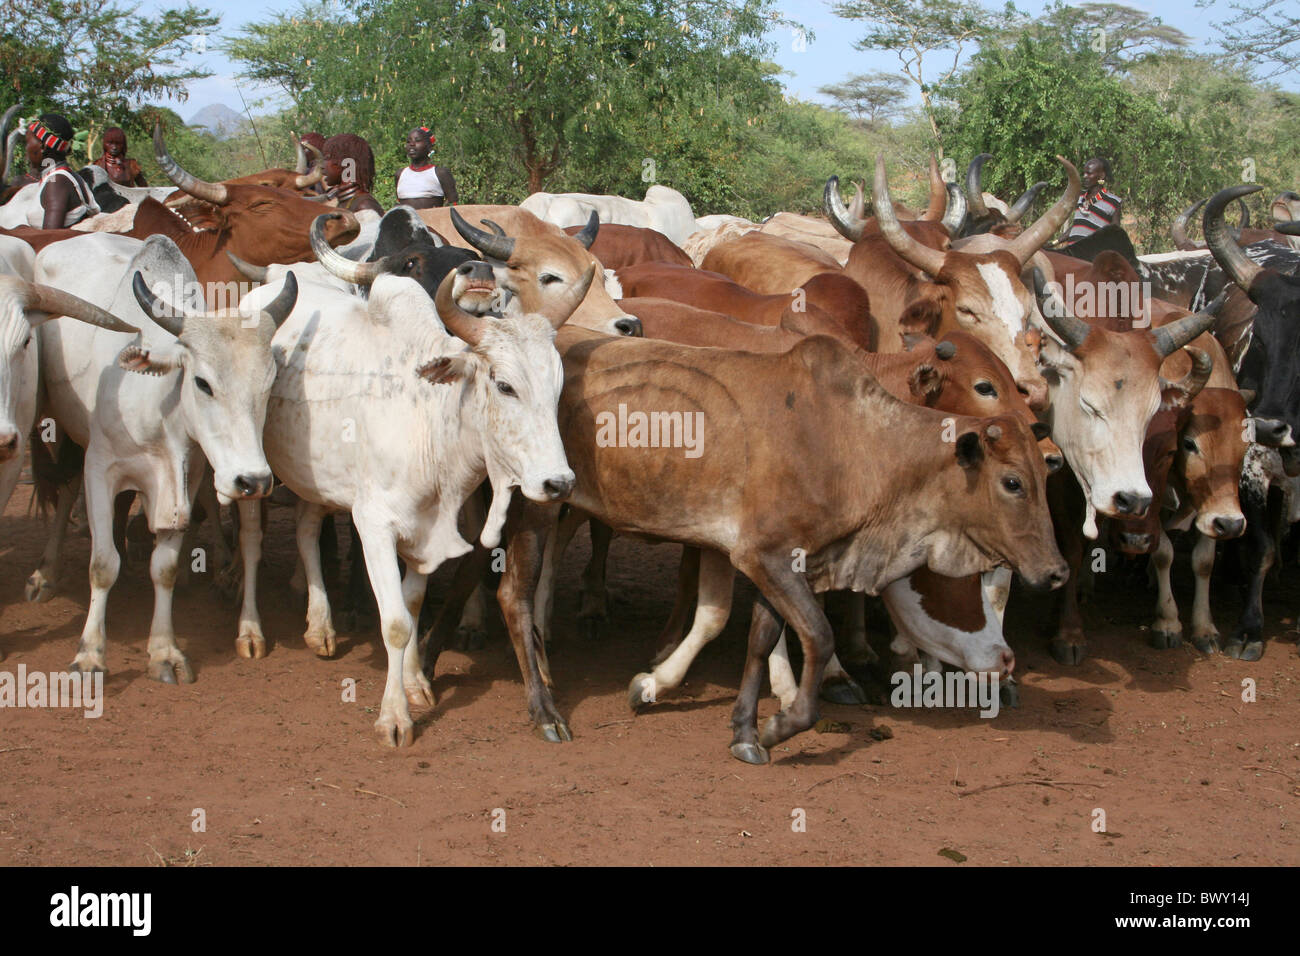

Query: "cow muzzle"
<box><xmin>232</xmin><ymin>471</ymin><xmax>274</xmax><ymax>499</ymax></box>
<box><xmin>1111</xmin><ymin>490</ymin><xmax>1152</xmax><ymax>517</ymax></box>
<box><xmin>1251</xmin><ymin>417</ymin><xmax>1294</xmax><ymax>448</ymax></box>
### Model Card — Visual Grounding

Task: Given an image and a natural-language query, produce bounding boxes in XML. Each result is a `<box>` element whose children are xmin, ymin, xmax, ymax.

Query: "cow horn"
<box><xmin>1160</xmin><ymin>346</ymin><xmax>1213</xmax><ymax>408</ymax></box>
<box><xmin>0</xmin><ymin>104</ymin><xmax>19</xmax><ymax>180</ymax></box>
<box><xmin>1006</xmin><ymin>182</ymin><xmax>1047</xmax><ymax>223</ymax></box>
<box><xmin>573</xmin><ymin>210</ymin><xmax>600</xmax><ymax>250</ymax></box>
<box><xmin>480</xmin><ymin>219</ymin><xmax>506</xmax><ymax>236</ymax></box>
<box><xmin>153</xmin><ymin>123</ymin><xmax>228</xmax><ymax>205</ymax></box>
<box><xmin>966</xmin><ymin>154</ymin><xmax>992</xmax><ymax>218</ymax></box>
<box><xmin>294</xmin><ymin>145</ymin><xmax>325</xmax><ymax>189</ymax></box>
<box><xmin>940</xmin><ymin>182</ymin><xmax>967</xmax><ymax>236</ymax></box>
<box><xmin>1152</xmin><ymin>290</ymin><xmax>1227</xmax><ymax>358</ymax></box>
<box><xmin>2</xmin><ymin>277</ymin><xmax>139</xmax><ymax>333</ymax></box>
<box><xmin>451</xmin><ymin>207</ymin><xmax>515</xmax><ymax>260</ymax></box>
<box><xmin>922</xmin><ymin>155</ymin><xmax>947</xmax><ymax>221</ymax></box>
<box><xmin>1238</xmin><ymin>197</ymin><xmax>1250</xmax><ymax>230</ymax></box>
<box><xmin>310</xmin><ymin>213</ymin><xmax>388</xmax><ymax>285</ymax></box>
<box><xmin>1007</xmin><ymin>156</ymin><xmax>1080</xmax><ymax>266</ymax></box>
<box><xmin>538</xmin><ymin>263</ymin><xmax>596</xmax><ymax>330</ymax></box>
<box><xmin>433</xmin><ymin>269</ymin><xmax>488</xmax><ymax>346</ymax></box>
<box><xmin>1</xmin><ymin>128</ymin><xmax>20</xmax><ymax>184</ymax></box>
<box><xmin>292</xmin><ymin>132</ymin><xmax>308</xmax><ymax>174</ymax></box>
<box><xmin>1172</xmin><ymin>199</ymin><xmax>1206</xmax><ymax>249</ymax></box>
<box><xmin>1204</xmin><ymin>185</ymin><xmax>1263</xmax><ymax>291</ymax></box>
<box><xmin>254</xmin><ymin>271</ymin><xmax>298</xmax><ymax>328</ymax></box>
<box><xmin>824</xmin><ymin>175</ymin><xmax>866</xmax><ymax>242</ymax></box>
<box><xmin>1276</xmin><ymin>221</ymin><xmax>1300</xmax><ymax>236</ymax></box>
<box><xmin>1032</xmin><ymin>268</ymin><xmax>1091</xmax><ymax>352</ymax></box>
<box><xmin>848</xmin><ymin>180</ymin><xmax>869</xmax><ymax>222</ymax></box>
<box><xmin>226</xmin><ymin>250</ymin><xmax>269</xmax><ymax>283</ymax></box>
<box><xmin>131</xmin><ymin>271</ymin><xmax>186</xmax><ymax>336</ymax></box>
<box><xmin>873</xmin><ymin>155</ymin><xmax>946</xmax><ymax>276</ymax></box>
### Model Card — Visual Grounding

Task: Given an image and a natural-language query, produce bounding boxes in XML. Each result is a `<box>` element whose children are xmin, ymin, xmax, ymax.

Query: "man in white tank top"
<box><xmin>394</xmin><ymin>127</ymin><xmax>458</xmax><ymax>209</ymax></box>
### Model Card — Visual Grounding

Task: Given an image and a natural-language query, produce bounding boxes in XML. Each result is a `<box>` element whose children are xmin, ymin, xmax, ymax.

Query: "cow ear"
<box><xmin>1030</xmin><ymin>421</ymin><xmax>1051</xmax><ymax>441</ymax></box>
<box><xmin>899</xmin><ymin>297</ymin><xmax>942</xmax><ymax>338</ymax></box>
<box><xmin>116</xmin><ymin>343</ymin><xmax>185</xmax><ymax>376</ymax></box>
<box><xmin>908</xmin><ymin>362</ymin><xmax>942</xmax><ymax>401</ymax></box>
<box><xmin>900</xmin><ymin>331</ymin><xmax>927</xmax><ymax>351</ymax></box>
<box><xmin>955</xmin><ymin>430</ymin><xmax>984</xmax><ymax>469</ymax></box>
<box><xmin>416</xmin><ymin>353</ymin><xmax>475</xmax><ymax>385</ymax></box>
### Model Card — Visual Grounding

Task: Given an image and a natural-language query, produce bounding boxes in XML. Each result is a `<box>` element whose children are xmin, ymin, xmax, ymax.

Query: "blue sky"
<box><xmin>144</xmin><ymin>0</ymin><xmax>1294</xmax><ymax>122</ymax></box>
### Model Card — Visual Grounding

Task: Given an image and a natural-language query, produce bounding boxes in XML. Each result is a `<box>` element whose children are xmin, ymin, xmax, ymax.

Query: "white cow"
<box><xmin>521</xmin><ymin>184</ymin><xmax>697</xmax><ymax>246</ymax></box>
<box><xmin>232</xmin><ymin>220</ymin><xmax>590</xmax><ymax>747</ymax></box>
<box><xmin>33</xmin><ymin>232</ymin><xmax>295</xmax><ymax>682</ymax></box>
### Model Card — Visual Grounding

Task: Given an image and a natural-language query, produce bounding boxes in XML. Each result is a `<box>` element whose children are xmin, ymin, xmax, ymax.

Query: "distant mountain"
<box><xmin>188</xmin><ymin>103</ymin><xmax>249</xmax><ymax>139</ymax></box>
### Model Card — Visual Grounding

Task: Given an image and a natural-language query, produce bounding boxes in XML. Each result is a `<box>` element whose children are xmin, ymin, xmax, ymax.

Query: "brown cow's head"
<box><xmin>1176</xmin><ymin>386</ymin><xmax>1249</xmax><ymax>539</ymax></box>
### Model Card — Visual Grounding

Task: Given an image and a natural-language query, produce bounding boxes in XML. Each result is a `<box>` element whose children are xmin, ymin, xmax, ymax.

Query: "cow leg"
<box><xmin>729</xmin><ymin>594</ymin><xmax>786</xmax><ymax>765</ymax></box>
<box><xmin>536</xmin><ymin>505</ymin><xmax>586</xmax><ymax>649</ymax></box>
<box><xmin>1149</xmin><ymin>530</ymin><xmax>1182</xmax><ymax>649</ymax></box>
<box><xmin>498</xmin><ymin>500</ymin><xmax>571</xmax><ymax>742</ymax></box>
<box><xmin>297</xmin><ymin>501</ymin><xmax>337</xmax><ymax>658</ymax></box>
<box><xmin>195</xmin><ymin>470</ymin><xmax>239</xmax><ymax>600</ymax></box>
<box><xmin>652</xmin><ymin>546</ymin><xmax>700</xmax><ymax>664</ymax></box>
<box><xmin>234</xmin><ymin>498</ymin><xmax>267</xmax><ymax>659</ymax></box>
<box><xmin>1228</xmin><ymin>480</ymin><xmax>1277</xmax><ymax>661</ymax></box>
<box><xmin>26</xmin><ymin>473</ymin><xmax>81</xmax><ymax>603</ymax></box>
<box><xmin>353</xmin><ymin>521</ymin><xmax>417</xmax><ymax>748</ymax></box>
<box><xmin>768</xmin><ymin>631</ymin><xmax>864</xmax><ymax>710</ymax></box>
<box><xmin>400</xmin><ymin>568</ymin><xmax>434</xmax><ymax>708</ymax></box>
<box><xmin>420</xmin><ymin>545</ymin><xmax>491</xmax><ymax>678</ymax></box>
<box><xmin>453</xmin><ymin>490</ymin><xmax>490</xmax><ymax>650</ymax></box>
<box><xmin>341</xmin><ymin>520</ymin><xmax>376</xmax><ymax>632</ymax></box>
<box><xmin>70</xmin><ymin>468</ymin><xmax>117</xmax><ymax>675</ymax></box>
<box><xmin>578</xmin><ymin>518</ymin><xmax>613</xmax><ymax>639</ymax></box>
<box><xmin>628</xmin><ymin>548</ymin><xmax>733</xmax><ymax>710</ymax></box>
<box><xmin>1049</xmin><ymin>477</ymin><xmax>1088</xmax><ymax>665</ymax></box>
<box><xmin>143</xmin><ymin>529</ymin><xmax>193</xmax><ymax>684</ymax></box>
<box><xmin>1188</xmin><ymin>533</ymin><xmax>1221</xmax><ymax>653</ymax></box>
<box><xmin>838</xmin><ymin>594</ymin><xmax>877</xmax><ymax>665</ymax></box>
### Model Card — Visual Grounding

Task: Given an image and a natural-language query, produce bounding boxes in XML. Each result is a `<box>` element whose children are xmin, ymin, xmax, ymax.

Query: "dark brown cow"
<box><xmin>564</xmin><ymin>222</ymin><xmax>692</xmax><ymax>270</ymax></box>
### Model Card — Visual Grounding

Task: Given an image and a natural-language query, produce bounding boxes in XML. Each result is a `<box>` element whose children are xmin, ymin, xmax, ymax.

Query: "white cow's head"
<box><xmin>126</xmin><ymin>271</ymin><xmax>298</xmax><ymax>503</ymax></box>
<box><xmin>0</xmin><ymin>277</ymin><xmax>138</xmax><ymax>463</ymax></box>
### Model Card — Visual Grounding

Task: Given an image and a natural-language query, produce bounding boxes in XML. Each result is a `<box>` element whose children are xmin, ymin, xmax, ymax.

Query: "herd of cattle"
<box><xmin>1</xmin><ymin>111</ymin><xmax>1300</xmax><ymax>764</ymax></box>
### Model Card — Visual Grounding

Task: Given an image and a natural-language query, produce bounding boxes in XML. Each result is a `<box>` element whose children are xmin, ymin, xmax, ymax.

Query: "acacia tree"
<box><xmin>818</xmin><ymin>71</ymin><xmax>907</xmax><ymax>127</ymax></box>
<box><xmin>1200</xmin><ymin>0</ymin><xmax>1299</xmax><ymax>80</ymax></box>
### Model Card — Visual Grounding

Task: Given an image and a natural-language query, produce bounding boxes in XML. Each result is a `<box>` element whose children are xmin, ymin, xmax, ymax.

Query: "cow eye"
<box><xmin>22</xmin><ymin>333</ymin><xmax>32</xmax><ymax>349</ymax></box>
<box><xmin>195</xmin><ymin>377</ymin><xmax>213</xmax><ymax>396</ymax></box>
<box><xmin>974</xmin><ymin>381</ymin><xmax>997</xmax><ymax>397</ymax></box>
<box><xmin>540</xmin><ymin>274</ymin><xmax>563</xmax><ymax>285</ymax></box>
<box><xmin>1183</xmin><ymin>437</ymin><xmax>1198</xmax><ymax>453</ymax></box>
<box><xmin>1001</xmin><ymin>475</ymin><xmax>1024</xmax><ymax>495</ymax></box>
<box><xmin>495</xmin><ymin>380</ymin><xmax>516</xmax><ymax>398</ymax></box>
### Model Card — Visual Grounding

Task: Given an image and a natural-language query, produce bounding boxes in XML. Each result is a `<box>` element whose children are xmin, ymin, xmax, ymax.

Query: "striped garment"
<box><xmin>1068</xmin><ymin>187</ymin><xmax>1123</xmax><ymax>239</ymax></box>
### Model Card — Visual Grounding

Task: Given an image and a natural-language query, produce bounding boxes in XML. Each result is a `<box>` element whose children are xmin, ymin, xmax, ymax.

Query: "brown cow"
<box><xmin>700</xmin><ymin>231</ymin><xmax>844</xmax><ymax>294</ymax></box>
<box><xmin>563</xmin><ymin>222</ymin><xmax>692</xmax><ymax>270</ymax></box>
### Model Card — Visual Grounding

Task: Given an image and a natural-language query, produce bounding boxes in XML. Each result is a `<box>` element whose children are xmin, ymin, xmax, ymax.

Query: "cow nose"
<box><xmin>1112</xmin><ymin>491</ymin><xmax>1151</xmax><ymax>516</ymax></box>
<box><xmin>459</xmin><ymin>260</ymin><xmax>494</xmax><ymax>280</ymax></box>
<box><xmin>1251</xmin><ymin>417</ymin><xmax>1291</xmax><ymax>447</ymax></box>
<box><xmin>234</xmin><ymin>472</ymin><xmax>273</xmax><ymax>498</ymax></box>
<box><xmin>614</xmin><ymin>317</ymin><xmax>643</xmax><ymax>337</ymax></box>
<box><xmin>1044</xmin><ymin>452</ymin><xmax>1064</xmax><ymax>474</ymax></box>
<box><xmin>1047</xmin><ymin>564</ymin><xmax>1068</xmax><ymax>590</ymax></box>
<box><xmin>542</xmin><ymin>475</ymin><xmax>574</xmax><ymax>500</ymax></box>
<box><xmin>1212</xmin><ymin>516</ymin><xmax>1246</xmax><ymax>539</ymax></box>
<box><xmin>1000</xmin><ymin>648</ymin><xmax>1016</xmax><ymax>676</ymax></box>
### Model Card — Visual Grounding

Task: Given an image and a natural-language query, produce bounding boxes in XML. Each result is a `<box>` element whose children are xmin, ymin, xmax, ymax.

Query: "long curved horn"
<box><xmin>848</xmin><ymin>181</ymin><xmax>868</xmax><ymax>222</ymax></box>
<box><xmin>940</xmin><ymin>182</ymin><xmax>967</xmax><ymax>236</ymax></box>
<box><xmin>1160</xmin><ymin>346</ymin><xmax>1212</xmax><ymax>408</ymax></box>
<box><xmin>1</xmin><ymin>129</ymin><xmax>20</xmax><ymax>184</ymax></box>
<box><xmin>873</xmin><ymin>155</ymin><xmax>945</xmax><ymax>276</ymax></box>
<box><xmin>253</xmin><ymin>271</ymin><xmax>298</xmax><ymax>328</ymax></box>
<box><xmin>480</xmin><ymin>219</ymin><xmax>506</xmax><ymax>236</ymax></box>
<box><xmin>433</xmin><ymin>269</ymin><xmax>488</xmax><ymax>346</ymax></box>
<box><xmin>291</xmin><ymin>132</ymin><xmax>308</xmax><ymax>174</ymax></box>
<box><xmin>1237</xmin><ymin>197</ymin><xmax>1250</xmax><ymax>231</ymax></box>
<box><xmin>0</xmin><ymin>104</ymin><xmax>18</xmax><ymax>180</ymax></box>
<box><xmin>1007</xmin><ymin>156</ymin><xmax>1080</xmax><ymax>266</ymax></box>
<box><xmin>1276</xmin><ymin>221</ymin><xmax>1300</xmax><ymax>236</ymax></box>
<box><xmin>1204</xmin><ymin>185</ymin><xmax>1263</xmax><ymax>291</ymax></box>
<box><xmin>226</xmin><ymin>250</ymin><xmax>269</xmax><ymax>283</ymax></box>
<box><xmin>1006</xmin><ymin>182</ymin><xmax>1047</xmax><ymax>223</ymax></box>
<box><xmin>131</xmin><ymin>271</ymin><xmax>186</xmax><ymax>336</ymax></box>
<box><xmin>537</xmin><ymin>264</ymin><xmax>596</xmax><ymax>330</ymax></box>
<box><xmin>294</xmin><ymin>149</ymin><xmax>325</xmax><ymax>190</ymax></box>
<box><xmin>1152</xmin><ymin>290</ymin><xmax>1227</xmax><ymax>358</ymax></box>
<box><xmin>824</xmin><ymin>175</ymin><xmax>866</xmax><ymax>242</ymax></box>
<box><xmin>1172</xmin><ymin>198</ymin><xmax>1206</xmax><ymax>249</ymax></box>
<box><xmin>966</xmin><ymin>154</ymin><xmax>992</xmax><ymax>218</ymax></box>
<box><xmin>153</xmin><ymin>123</ymin><xmax>228</xmax><ymax>205</ymax></box>
<box><xmin>922</xmin><ymin>155</ymin><xmax>947</xmax><ymax>221</ymax></box>
<box><xmin>572</xmin><ymin>210</ymin><xmax>599</xmax><ymax>250</ymax></box>
<box><xmin>1032</xmin><ymin>268</ymin><xmax>1091</xmax><ymax>352</ymax></box>
<box><xmin>2</xmin><ymin>277</ymin><xmax>139</xmax><ymax>332</ymax></box>
<box><xmin>311</xmin><ymin>213</ymin><xmax>392</xmax><ymax>285</ymax></box>
<box><xmin>451</xmin><ymin>207</ymin><xmax>515</xmax><ymax>260</ymax></box>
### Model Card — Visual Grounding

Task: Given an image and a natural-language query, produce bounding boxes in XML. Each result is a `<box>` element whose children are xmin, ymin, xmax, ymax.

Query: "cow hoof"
<box><xmin>627</xmin><ymin>673</ymin><xmax>656</xmax><ymax>711</ymax></box>
<box><xmin>1049</xmin><ymin>636</ymin><xmax>1088</xmax><ymax>665</ymax></box>
<box><xmin>1234</xmin><ymin>640</ymin><xmax>1265</xmax><ymax>662</ymax></box>
<box><xmin>1148</xmin><ymin>628</ymin><xmax>1182</xmax><ymax>650</ymax></box>
<box><xmin>69</xmin><ymin>658</ymin><xmax>106</xmax><ymax>676</ymax></box>
<box><xmin>456</xmin><ymin>625</ymin><xmax>486</xmax><ymax>652</ymax></box>
<box><xmin>729</xmin><ymin>741</ymin><xmax>769</xmax><ymax>765</ymax></box>
<box><xmin>1000</xmin><ymin>681</ymin><xmax>1019</xmax><ymax>708</ymax></box>
<box><xmin>820</xmin><ymin>674</ymin><xmax>868</xmax><ymax>705</ymax></box>
<box><xmin>148</xmin><ymin>658</ymin><xmax>195</xmax><ymax>684</ymax></box>
<box><xmin>305</xmin><ymin>629</ymin><xmax>337</xmax><ymax>658</ymax></box>
<box><xmin>1191</xmin><ymin>634</ymin><xmax>1220</xmax><ymax>654</ymax></box>
<box><xmin>404</xmin><ymin>679</ymin><xmax>435</xmax><ymax>709</ymax></box>
<box><xmin>235</xmin><ymin>629</ymin><xmax>267</xmax><ymax>659</ymax></box>
<box><xmin>24</xmin><ymin>573</ymin><xmax>54</xmax><ymax>603</ymax></box>
<box><xmin>375</xmin><ymin>718</ymin><xmax>415</xmax><ymax>748</ymax></box>
<box><xmin>534</xmin><ymin>720</ymin><xmax>573</xmax><ymax>743</ymax></box>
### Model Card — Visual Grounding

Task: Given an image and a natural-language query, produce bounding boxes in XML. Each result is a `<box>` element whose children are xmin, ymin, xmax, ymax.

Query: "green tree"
<box><xmin>818</xmin><ymin>71</ymin><xmax>908</xmax><ymax>127</ymax></box>
<box><xmin>1200</xmin><ymin>0</ymin><xmax>1300</xmax><ymax>81</ymax></box>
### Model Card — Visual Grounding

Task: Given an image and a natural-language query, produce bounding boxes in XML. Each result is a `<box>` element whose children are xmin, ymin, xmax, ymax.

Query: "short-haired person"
<box><xmin>1067</xmin><ymin>157</ymin><xmax>1122</xmax><ymax>241</ymax></box>
<box><xmin>322</xmin><ymin>133</ymin><xmax>383</xmax><ymax>216</ymax></box>
<box><xmin>24</xmin><ymin>112</ymin><xmax>99</xmax><ymax>229</ymax></box>
<box><xmin>394</xmin><ymin>127</ymin><xmax>457</xmax><ymax>209</ymax></box>
<box><xmin>93</xmin><ymin>126</ymin><xmax>148</xmax><ymax>187</ymax></box>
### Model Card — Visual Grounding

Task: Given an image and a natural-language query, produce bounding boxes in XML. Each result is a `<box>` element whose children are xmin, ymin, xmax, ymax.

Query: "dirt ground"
<box><xmin>1</xmin><ymin>480</ymin><xmax>1298</xmax><ymax>867</ymax></box>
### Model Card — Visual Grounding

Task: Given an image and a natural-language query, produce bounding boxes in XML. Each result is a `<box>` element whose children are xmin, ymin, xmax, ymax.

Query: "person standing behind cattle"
<box><xmin>24</xmin><ymin>112</ymin><xmax>100</xmax><ymax>229</ymax></box>
<box><xmin>394</xmin><ymin>127</ymin><xmax>458</xmax><ymax>208</ymax></box>
<box><xmin>1067</xmin><ymin>157</ymin><xmax>1123</xmax><ymax>240</ymax></box>
<box><xmin>322</xmin><ymin>133</ymin><xmax>384</xmax><ymax>216</ymax></box>
<box><xmin>92</xmin><ymin>126</ymin><xmax>148</xmax><ymax>186</ymax></box>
